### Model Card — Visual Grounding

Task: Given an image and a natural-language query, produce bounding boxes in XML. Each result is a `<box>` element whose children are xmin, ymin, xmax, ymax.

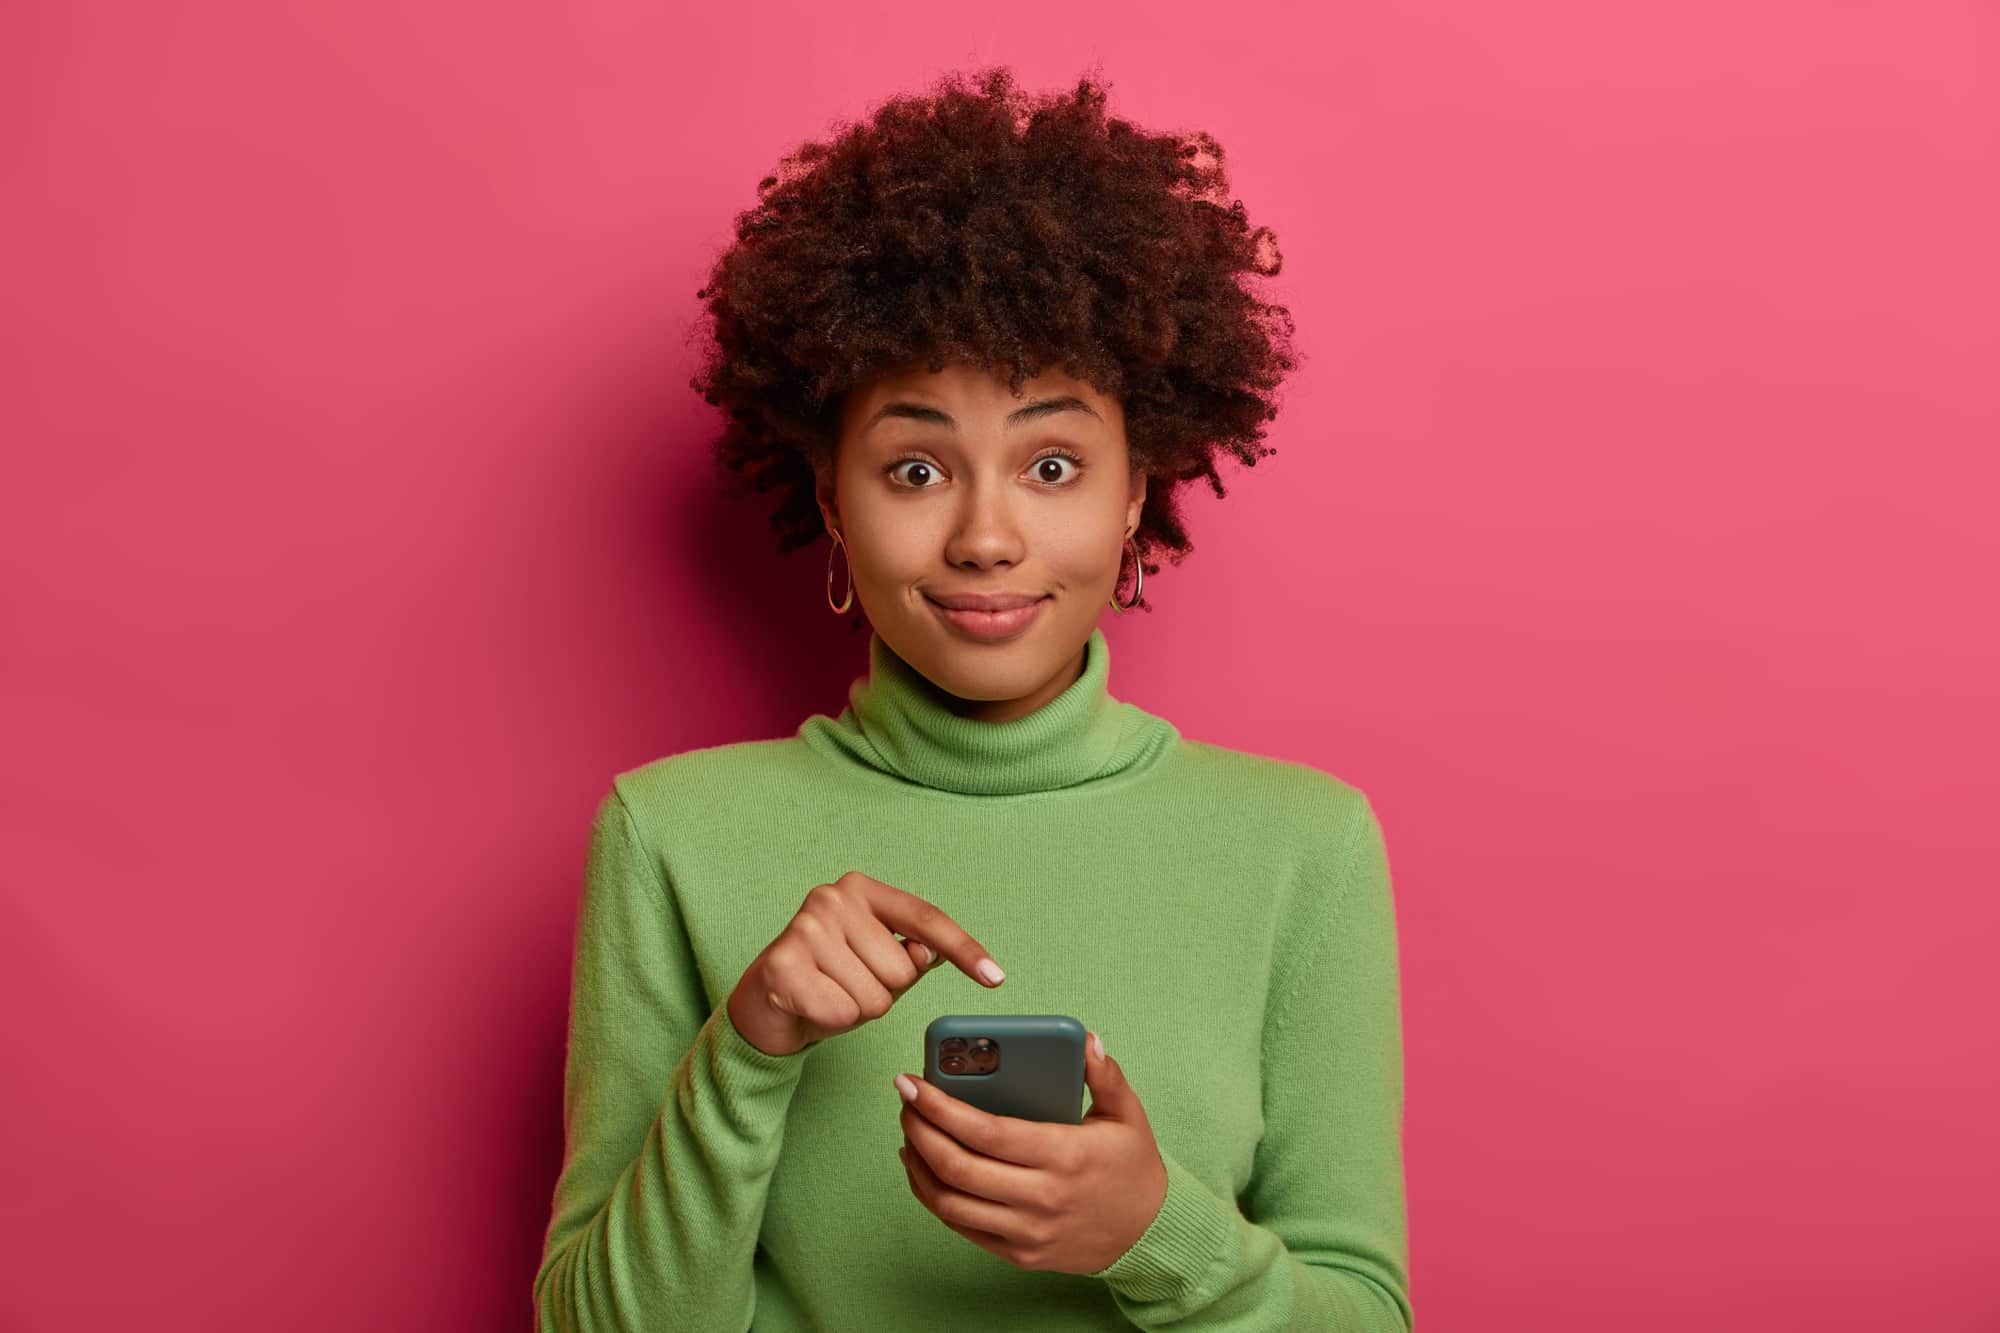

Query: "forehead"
<box><xmin>841</xmin><ymin>358</ymin><xmax>1119</xmax><ymax>429</ymax></box>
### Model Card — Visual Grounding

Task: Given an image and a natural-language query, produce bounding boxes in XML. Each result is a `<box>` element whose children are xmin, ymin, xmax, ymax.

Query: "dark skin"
<box><xmin>894</xmin><ymin>1025</ymin><xmax>1167</xmax><ymax>1274</ymax></box>
<box><xmin>787</xmin><ymin>363</ymin><xmax>1169</xmax><ymax>1264</ymax></box>
<box><xmin>694</xmin><ymin>69</ymin><xmax>1294</xmax><ymax>1272</ymax></box>
<box><xmin>814</xmin><ymin>357</ymin><xmax>1147</xmax><ymax>724</ymax></box>
<box><xmin>722</xmin><ymin>870</ymin><xmax>1169</xmax><ymax>1275</ymax></box>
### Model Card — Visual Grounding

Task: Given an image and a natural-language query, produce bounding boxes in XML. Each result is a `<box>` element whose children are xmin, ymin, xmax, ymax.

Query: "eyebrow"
<box><xmin>863</xmin><ymin>395</ymin><xmax>1102</xmax><ymax>434</ymax></box>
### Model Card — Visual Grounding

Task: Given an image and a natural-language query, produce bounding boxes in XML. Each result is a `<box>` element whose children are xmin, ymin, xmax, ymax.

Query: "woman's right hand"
<box><xmin>725</xmin><ymin>870</ymin><xmax>1006</xmax><ymax>1058</ymax></box>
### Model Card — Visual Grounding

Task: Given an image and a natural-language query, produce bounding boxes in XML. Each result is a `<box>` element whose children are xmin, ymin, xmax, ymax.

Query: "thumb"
<box><xmin>1081</xmin><ymin>1029</ymin><xmax>1137</xmax><ymax>1121</ymax></box>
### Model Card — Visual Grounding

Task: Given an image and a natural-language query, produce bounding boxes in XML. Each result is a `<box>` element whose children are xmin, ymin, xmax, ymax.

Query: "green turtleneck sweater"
<box><xmin>534</xmin><ymin>627</ymin><xmax>1411</xmax><ymax>1331</ymax></box>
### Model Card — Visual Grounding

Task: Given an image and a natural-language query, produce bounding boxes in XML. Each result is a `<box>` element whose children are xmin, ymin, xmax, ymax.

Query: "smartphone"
<box><xmin>923</xmin><ymin>1014</ymin><xmax>1087</xmax><ymax>1124</ymax></box>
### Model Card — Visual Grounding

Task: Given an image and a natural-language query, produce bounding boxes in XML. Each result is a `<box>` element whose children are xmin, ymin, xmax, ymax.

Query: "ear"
<box><xmin>1126</xmin><ymin>468</ymin><xmax>1148</xmax><ymax>538</ymax></box>
<box><xmin>814</xmin><ymin>457</ymin><xmax>842</xmax><ymax>539</ymax></box>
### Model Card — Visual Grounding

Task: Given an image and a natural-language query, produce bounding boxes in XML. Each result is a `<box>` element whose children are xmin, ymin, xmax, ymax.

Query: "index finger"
<box><xmin>843</xmin><ymin>871</ymin><xmax>1005</xmax><ymax>988</ymax></box>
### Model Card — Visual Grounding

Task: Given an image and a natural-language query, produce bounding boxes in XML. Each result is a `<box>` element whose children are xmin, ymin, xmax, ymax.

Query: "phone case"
<box><xmin>923</xmin><ymin>1014</ymin><xmax>1087</xmax><ymax>1124</ymax></box>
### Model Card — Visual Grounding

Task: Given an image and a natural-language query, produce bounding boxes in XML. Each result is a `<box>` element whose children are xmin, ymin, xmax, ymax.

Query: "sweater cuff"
<box><xmin>1089</xmin><ymin>1142</ymin><xmax>1240</xmax><ymax>1302</ymax></box>
<box><xmin>698</xmin><ymin>1002</ymin><xmax>809</xmax><ymax>1105</ymax></box>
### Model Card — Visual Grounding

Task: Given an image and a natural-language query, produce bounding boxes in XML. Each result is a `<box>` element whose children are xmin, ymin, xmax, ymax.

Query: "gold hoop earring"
<box><xmin>1108</xmin><ymin>534</ymin><xmax>1142</xmax><ymax>613</ymax></box>
<box><xmin>826</xmin><ymin>530</ymin><xmax>854</xmax><ymax>614</ymax></box>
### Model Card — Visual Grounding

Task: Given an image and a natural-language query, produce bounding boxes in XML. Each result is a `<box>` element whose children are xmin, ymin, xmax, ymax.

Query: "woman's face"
<box><xmin>816</xmin><ymin>358</ymin><xmax>1147</xmax><ymax>724</ymax></box>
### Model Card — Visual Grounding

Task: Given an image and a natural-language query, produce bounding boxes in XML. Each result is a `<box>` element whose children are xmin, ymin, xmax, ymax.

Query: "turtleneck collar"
<box><xmin>797</xmin><ymin>625</ymin><xmax>1179</xmax><ymax>797</ymax></box>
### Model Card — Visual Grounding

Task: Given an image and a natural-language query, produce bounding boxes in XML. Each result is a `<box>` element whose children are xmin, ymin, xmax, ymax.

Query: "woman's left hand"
<box><xmin>894</xmin><ymin>1029</ymin><xmax>1168</xmax><ymax>1275</ymax></box>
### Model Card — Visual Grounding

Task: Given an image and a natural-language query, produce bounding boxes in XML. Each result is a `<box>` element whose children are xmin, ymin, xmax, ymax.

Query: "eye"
<box><xmin>882</xmin><ymin>449</ymin><xmax>1088</xmax><ymax>491</ymax></box>
<box><xmin>885</xmin><ymin>457</ymin><xmax>943</xmax><ymax>489</ymax></box>
<box><xmin>1028</xmin><ymin>449</ymin><xmax>1086</xmax><ymax>485</ymax></box>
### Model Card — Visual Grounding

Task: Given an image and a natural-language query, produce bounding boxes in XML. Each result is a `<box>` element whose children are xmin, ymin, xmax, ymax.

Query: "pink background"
<box><xmin>4</xmin><ymin>2</ymin><xmax>1996</xmax><ymax>1329</ymax></box>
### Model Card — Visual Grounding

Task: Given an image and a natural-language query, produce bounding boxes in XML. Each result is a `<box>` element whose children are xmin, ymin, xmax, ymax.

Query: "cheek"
<box><xmin>1044</xmin><ymin>529</ymin><xmax>1124</xmax><ymax>585</ymax></box>
<box><xmin>841</xmin><ymin>515</ymin><xmax>935</xmax><ymax>582</ymax></box>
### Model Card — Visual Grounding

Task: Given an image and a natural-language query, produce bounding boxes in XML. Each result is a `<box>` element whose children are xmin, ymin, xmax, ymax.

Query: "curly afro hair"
<box><xmin>688</xmin><ymin>63</ymin><xmax>1299</xmax><ymax>615</ymax></box>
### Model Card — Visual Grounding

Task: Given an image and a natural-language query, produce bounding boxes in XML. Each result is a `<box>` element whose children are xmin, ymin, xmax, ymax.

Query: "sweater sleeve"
<box><xmin>1089</xmin><ymin>794</ymin><xmax>1413</xmax><ymax>1332</ymax></box>
<box><xmin>534</xmin><ymin>784</ymin><xmax>807</xmax><ymax>1332</ymax></box>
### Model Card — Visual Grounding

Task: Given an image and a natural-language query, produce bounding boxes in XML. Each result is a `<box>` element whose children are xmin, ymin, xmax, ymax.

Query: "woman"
<box><xmin>535</xmin><ymin>66</ymin><xmax>1410</xmax><ymax>1332</ymax></box>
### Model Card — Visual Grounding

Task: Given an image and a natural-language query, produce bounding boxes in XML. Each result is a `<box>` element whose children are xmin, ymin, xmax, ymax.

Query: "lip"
<box><xmin>925</xmin><ymin>593</ymin><xmax>1050</xmax><ymax>641</ymax></box>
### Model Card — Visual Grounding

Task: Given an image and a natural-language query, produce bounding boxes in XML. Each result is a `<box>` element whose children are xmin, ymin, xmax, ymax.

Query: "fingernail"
<box><xmin>976</xmin><ymin>959</ymin><xmax>1005</xmax><ymax>985</ymax></box>
<box><xmin>915</xmin><ymin>942</ymin><xmax>935</xmax><ymax>966</ymax></box>
<box><xmin>894</xmin><ymin>1073</ymin><xmax>918</xmax><ymax>1103</ymax></box>
<box><xmin>1090</xmin><ymin>1030</ymin><xmax>1104</xmax><ymax>1061</ymax></box>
